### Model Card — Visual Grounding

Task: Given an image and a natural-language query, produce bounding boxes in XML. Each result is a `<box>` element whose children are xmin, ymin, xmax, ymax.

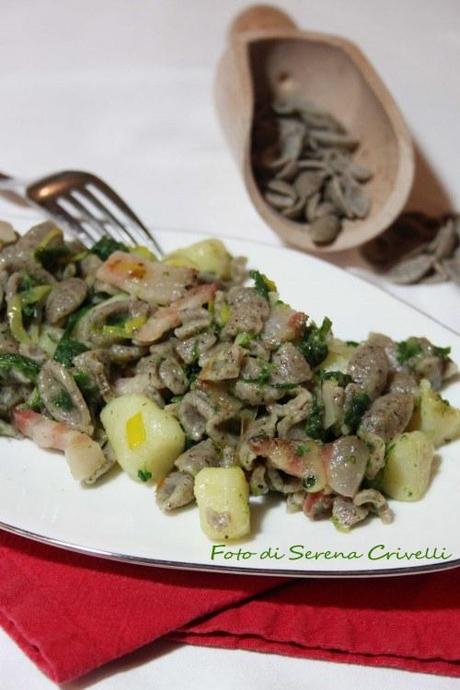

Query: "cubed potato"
<box><xmin>163</xmin><ymin>239</ymin><xmax>231</xmax><ymax>279</ymax></box>
<box><xmin>194</xmin><ymin>467</ymin><xmax>250</xmax><ymax>540</ymax></box>
<box><xmin>409</xmin><ymin>379</ymin><xmax>460</xmax><ymax>447</ymax></box>
<box><xmin>381</xmin><ymin>431</ymin><xmax>434</xmax><ymax>501</ymax></box>
<box><xmin>100</xmin><ymin>394</ymin><xmax>185</xmax><ymax>482</ymax></box>
<box><xmin>320</xmin><ymin>338</ymin><xmax>357</xmax><ymax>373</ymax></box>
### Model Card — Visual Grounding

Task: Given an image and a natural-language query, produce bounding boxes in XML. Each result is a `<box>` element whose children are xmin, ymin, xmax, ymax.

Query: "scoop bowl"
<box><xmin>215</xmin><ymin>5</ymin><xmax>415</xmax><ymax>253</ymax></box>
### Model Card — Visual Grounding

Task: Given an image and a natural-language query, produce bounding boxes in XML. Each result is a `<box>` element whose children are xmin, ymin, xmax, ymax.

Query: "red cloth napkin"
<box><xmin>0</xmin><ymin>531</ymin><xmax>280</xmax><ymax>683</ymax></box>
<box><xmin>175</xmin><ymin>574</ymin><xmax>460</xmax><ymax>678</ymax></box>
<box><xmin>1</xmin><ymin>530</ymin><xmax>460</xmax><ymax>683</ymax></box>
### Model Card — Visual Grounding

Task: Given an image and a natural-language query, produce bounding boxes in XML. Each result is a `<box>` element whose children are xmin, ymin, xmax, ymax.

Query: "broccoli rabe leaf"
<box><xmin>343</xmin><ymin>392</ymin><xmax>371</xmax><ymax>434</ymax></box>
<box><xmin>35</xmin><ymin>245</ymin><xmax>72</xmax><ymax>271</ymax></box>
<box><xmin>54</xmin><ymin>339</ymin><xmax>88</xmax><ymax>368</ymax></box>
<box><xmin>0</xmin><ymin>353</ymin><xmax>41</xmax><ymax>383</ymax></box>
<box><xmin>304</xmin><ymin>397</ymin><xmax>325</xmax><ymax>440</ymax></box>
<box><xmin>235</xmin><ymin>332</ymin><xmax>255</xmax><ymax>348</ymax></box>
<box><xmin>73</xmin><ymin>371</ymin><xmax>102</xmax><ymax>410</ymax></box>
<box><xmin>190</xmin><ymin>339</ymin><xmax>200</xmax><ymax>362</ymax></box>
<box><xmin>137</xmin><ymin>469</ymin><xmax>152</xmax><ymax>482</ymax></box>
<box><xmin>184</xmin><ymin>361</ymin><xmax>201</xmax><ymax>385</ymax></box>
<box><xmin>53</xmin><ymin>305</ymin><xmax>92</xmax><ymax>368</ymax></box>
<box><xmin>299</xmin><ymin>317</ymin><xmax>332</xmax><ymax>368</ymax></box>
<box><xmin>295</xmin><ymin>443</ymin><xmax>311</xmax><ymax>457</ymax></box>
<box><xmin>433</xmin><ymin>345</ymin><xmax>451</xmax><ymax>359</ymax></box>
<box><xmin>272</xmin><ymin>382</ymin><xmax>298</xmax><ymax>390</ymax></box>
<box><xmin>26</xmin><ymin>387</ymin><xmax>43</xmax><ymax>412</ymax></box>
<box><xmin>19</xmin><ymin>275</ymin><xmax>39</xmax><ymax>292</ymax></box>
<box><xmin>170</xmin><ymin>394</ymin><xmax>184</xmax><ymax>405</ymax></box>
<box><xmin>397</xmin><ymin>337</ymin><xmax>451</xmax><ymax>366</ymax></box>
<box><xmin>317</xmin><ymin>370</ymin><xmax>352</xmax><ymax>387</ymax></box>
<box><xmin>249</xmin><ymin>270</ymin><xmax>276</xmax><ymax>300</ymax></box>
<box><xmin>302</xmin><ymin>474</ymin><xmax>317</xmax><ymax>490</ymax></box>
<box><xmin>243</xmin><ymin>361</ymin><xmax>274</xmax><ymax>387</ymax></box>
<box><xmin>90</xmin><ymin>237</ymin><xmax>129</xmax><ymax>261</ymax></box>
<box><xmin>396</xmin><ymin>338</ymin><xmax>423</xmax><ymax>364</ymax></box>
<box><xmin>21</xmin><ymin>302</ymin><xmax>39</xmax><ymax>321</ymax></box>
<box><xmin>52</xmin><ymin>389</ymin><xmax>74</xmax><ymax>411</ymax></box>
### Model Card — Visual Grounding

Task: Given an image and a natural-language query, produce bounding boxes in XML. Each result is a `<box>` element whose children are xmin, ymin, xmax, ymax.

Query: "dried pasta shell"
<box><xmin>386</xmin><ymin>254</ymin><xmax>434</xmax><ymax>285</ymax></box>
<box><xmin>310</xmin><ymin>215</ymin><xmax>341</xmax><ymax>245</ymax></box>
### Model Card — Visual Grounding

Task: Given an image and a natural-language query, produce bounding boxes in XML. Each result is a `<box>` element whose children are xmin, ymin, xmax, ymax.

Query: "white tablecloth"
<box><xmin>0</xmin><ymin>1</ymin><xmax>459</xmax><ymax>688</ymax></box>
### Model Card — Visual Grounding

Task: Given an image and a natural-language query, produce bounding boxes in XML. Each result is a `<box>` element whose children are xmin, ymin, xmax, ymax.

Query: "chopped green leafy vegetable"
<box><xmin>21</xmin><ymin>302</ymin><xmax>38</xmax><ymax>321</ymax></box>
<box><xmin>257</xmin><ymin>361</ymin><xmax>273</xmax><ymax>386</ymax></box>
<box><xmin>249</xmin><ymin>270</ymin><xmax>277</xmax><ymax>300</ymax></box>
<box><xmin>396</xmin><ymin>338</ymin><xmax>423</xmax><ymax>364</ymax></box>
<box><xmin>433</xmin><ymin>345</ymin><xmax>451</xmax><ymax>359</ymax></box>
<box><xmin>397</xmin><ymin>338</ymin><xmax>451</xmax><ymax>366</ymax></box>
<box><xmin>73</xmin><ymin>370</ymin><xmax>93</xmax><ymax>392</ymax></box>
<box><xmin>35</xmin><ymin>245</ymin><xmax>72</xmax><ymax>271</ymax></box>
<box><xmin>90</xmin><ymin>237</ymin><xmax>129</xmax><ymax>261</ymax></box>
<box><xmin>343</xmin><ymin>392</ymin><xmax>371</xmax><ymax>433</ymax></box>
<box><xmin>318</xmin><ymin>370</ymin><xmax>352</xmax><ymax>387</ymax></box>
<box><xmin>302</xmin><ymin>474</ymin><xmax>317</xmax><ymax>490</ymax></box>
<box><xmin>52</xmin><ymin>390</ymin><xmax>74</xmax><ymax>411</ymax></box>
<box><xmin>170</xmin><ymin>394</ymin><xmax>184</xmax><ymax>404</ymax></box>
<box><xmin>235</xmin><ymin>332</ymin><xmax>254</xmax><ymax>348</ymax></box>
<box><xmin>272</xmin><ymin>382</ymin><xmax>298</xmax><ymax>390</ymax></box>
<box><xmin>190</xmin><ymin>339</ymin><xmax>200</xmax><ymax>362</ymax></box>
<box><xmin>304</xmin><ymin>397</ymin><xmax>325</xmax><ymax>440</ymax></box>
<box><xmin>299</xmin><ymin>316</ymin><xmax>332</xmax><ymax>368</ymax></box>
<box><xmin>0</xmin><ymin>353</ymin><xmax>41</xmax><ymax>382</ymax></box>
<box><xmin>138</xmin><ymin>469</ymin><xmax>152</xmax><ymax>482</ymax></box>
<box><xmin>19</xmin><ymin>275</ymin><xmax>38</xmax><ymax>292</ymax></box>
<box><xmin>385</xmin><ymin>441</ymin><xmax>396</xmax><ymax>457</ymax></box>
<box><xmin>53</xmin><ymin>305</ymin><xmax>92</xmax><ymax>367</ymax></box>
<box><xmin>73</xmin><ymin>371</ymin><xmax>101</xmax><ymax>408</ymax></box>
<box><xmin>19</xmin><ymin>285</ymin><xmax>52</xmax><ymax>323</ymax></box>
<box><xmin>184</xmin><ymin>361</ymin><xmax>200</xmax><ymax>385</ymax></box>
<box><xmin>26</xmin><ymin>387</ymin><xmax>43</xmax><ymax>412</ymax></box>
<box><xmin>295</xmin><ymin>443</ymin><xmax>310</xmax><ymax>456</ymax></box>
<box><xmin>65</xmin><ymin>305</ymin><xmax>92</xmax><ymax>336</ymax></box>
<box><xmin>54</xmin><ymin>338</ymin><xmax>88</xmax><ymax>368</ymax></box>
<box><xmin>243</xmin><ymin>360</ymin><xmax>274</xmax><ymax>387</ymax></box>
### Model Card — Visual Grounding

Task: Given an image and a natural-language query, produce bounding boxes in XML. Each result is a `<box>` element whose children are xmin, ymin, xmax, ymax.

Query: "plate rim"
<box><xmin>2</xmin><ymin>519</ymin><xmax>460</xmax><ymax>578</ymax></box>
<box><xmin>1</xmin><ymin>227</ymin><xmax>460</xmax><ymax>579</ymax></box>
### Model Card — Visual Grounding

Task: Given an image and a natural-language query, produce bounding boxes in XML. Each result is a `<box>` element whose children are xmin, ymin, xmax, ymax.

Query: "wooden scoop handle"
<box><xmin>229</xmin><ymin>4</ymin><xmax>297</xmax><ymax>39</ymax></box>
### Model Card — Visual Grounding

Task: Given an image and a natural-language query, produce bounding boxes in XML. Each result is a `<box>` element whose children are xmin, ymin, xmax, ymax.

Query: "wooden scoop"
<box><xmin>215</xmin><ymin>5</ymin><xmax>415</xmax><ymax>253</ymax></box>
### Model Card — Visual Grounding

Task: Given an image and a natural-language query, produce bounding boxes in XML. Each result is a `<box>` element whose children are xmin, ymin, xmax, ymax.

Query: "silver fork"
<box><xmin>0</xmin><ymin>170</ymin><xmax>164</xmax><ymax>257</ymax></box>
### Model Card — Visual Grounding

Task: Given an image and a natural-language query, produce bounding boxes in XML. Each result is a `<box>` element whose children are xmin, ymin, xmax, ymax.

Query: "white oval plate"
<box><xmin>1</xmin><ymin>230</ymin><xmax>459</xmax><ymax>578</ymax></box>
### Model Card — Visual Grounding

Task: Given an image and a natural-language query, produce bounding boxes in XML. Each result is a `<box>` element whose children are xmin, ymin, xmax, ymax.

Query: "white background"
<box><xmin>0</xmin><ymin>0</ymin><xmax>459</xmax><ymax>688</ymax></box>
